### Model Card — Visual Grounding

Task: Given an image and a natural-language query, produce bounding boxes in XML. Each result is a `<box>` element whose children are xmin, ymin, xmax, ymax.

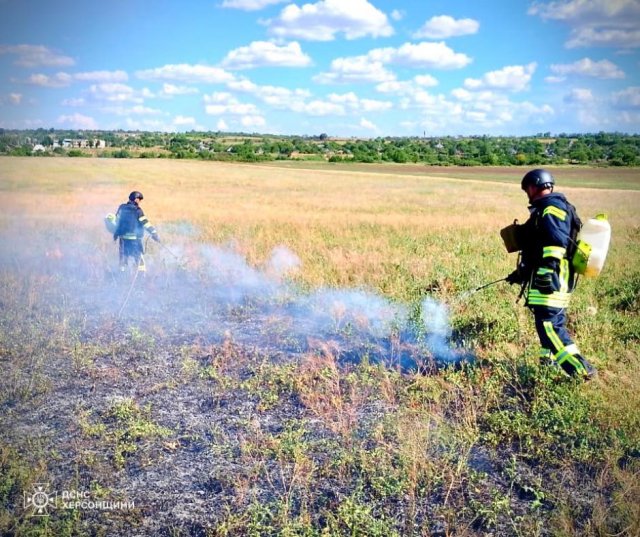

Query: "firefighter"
<box><xmin>506</xmin><ymin>169</ymin><xmax>596</xmax><ymax>379</ymax></box>
<box><xmin>113</xmin><ymin>191</ymin><xmax>160</xmax><ymax>272</ymax></box>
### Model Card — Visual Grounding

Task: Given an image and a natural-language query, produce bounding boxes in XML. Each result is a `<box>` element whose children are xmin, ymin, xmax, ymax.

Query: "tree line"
<box><xmin>1</xmin><ymin>128</ymin><xmax>638</xmax><ymax>166</ymax></box>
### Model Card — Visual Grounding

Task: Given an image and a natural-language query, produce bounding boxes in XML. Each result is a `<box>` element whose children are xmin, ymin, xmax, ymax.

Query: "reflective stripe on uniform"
<box><xmin>559</xmin><ymin>258</ymin><xmax>569</xmax><ymax>293</ymax></box>
<box><xmin>555</xmin><ymin>344</ymin><xmax>586</xmax><ymax>374</ymax></box>
<box><xmin>542</xmin><ymin>245</ymin><xmax>566</xmax><ymax>260</ymax></box>
<box><xmin>527</xmin><ymin>290</ymin><xmax>572</xmax><ymax>308</ymax></box>
<box><xmin>543</xmin><ymin>321</ymin><xmax>565</xmax><ymax>353</ymax></box>
<box><xmin>543</xmin><ymin>323</ymin><xmax>586</xmax><ymax>373</ymax></box>
<box><xmin>121</xmin><ymin>233</ymin><xmax>137</xmax><ymax>240</ymax></box>
<box><xmin>542</xmin><ymin>206</ymin><xmax>567</xmax><ymax>220</ymax></box>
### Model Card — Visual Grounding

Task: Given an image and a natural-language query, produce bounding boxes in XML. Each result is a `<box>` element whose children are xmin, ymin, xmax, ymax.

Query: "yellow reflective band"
<box><xmin>543</xmin><ymin>321</ymin><xmax>565</xmax><ymax>354</ymax></box>
<box><xmin>122</xmin><ymin>234</ymin><xmax>137</xmax><ymax>240</ymax></box>
<box><xmin>543</xmin><ymin>246</ymin><xmax>566</xmax><ymax>259</ymax></box>
<box><xmin>555</xmin><ymin>351</ymin><xmax>586</xmax><ymax>374</ymax></box>
<box><xmin>138</xmin><ymin>216</ymin><xmax>148</xmax><ymax>222</ymax></box>
<box><xmin>559</xmin><ymin>259</ymin><xmax>569</xmax><ymax>293</ymax></box>
<box><xmin>143</xmin><ymin>222</ymin><xmax>152</xmax><ymax>228</ymax></box>
<box><xmin>542</xmin><ymin>206</ymin><xmax>567</xmax><ymax>220</ymax></box>
<box><xmin>528</xmin><ymin>290</ymin><xmax>572</xmax><ymax>308</ymax></box>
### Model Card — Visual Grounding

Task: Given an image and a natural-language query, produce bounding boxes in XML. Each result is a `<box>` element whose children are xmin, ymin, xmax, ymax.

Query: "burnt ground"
<box><xmin>0</xmin><ymin>246</ymin><xmax>634</xmax><ymax>536</ymax></box>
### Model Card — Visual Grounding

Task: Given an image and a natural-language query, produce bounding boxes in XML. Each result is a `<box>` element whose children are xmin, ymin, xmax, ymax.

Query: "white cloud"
<box><xmin>221</xmin><ymin>41</ymin><xmax>312</xmax><ymax>69</ymax></box>
<box><xmin>396</xmin><ymin>86</ymin><xmax>555</xmax><ymax>133</ymax></box>
<box><xmin>267</xmin><ymin>0</ymin><xmax>393</xmax><ymax>41</ymax></box>
<box><xmin>544</xmin><ymin>75</ymin><xmax>567</xmax><ymax>83</ymax></box>
<box><xmin>528</xmin><ymin>0</ymin><xmax>640</xmax><ymax>48</ymax></box>
<box><xmin>316</xmin><ymin>42</ymin><xmax>468</xmax><ymax>85</ymax></box>
<box><xmin>136</xmin><ymin>64</ymin><xmax>235</xmax><ymax>84</ymax></box>
<box><xmin>327</xmin><ymin>92</ymin><xmax>392</xmax><ymax>112</ymax></box>
<box><xmin>103</xmin><ymin>105</ymin><xmax>163</xmax><ymax>116</ymax></box>
<box><xmin>24</xmin><ymin>70</ymin><xmax>128</xmax><ymax>87</ymax></box>
<box><xmin>73</xmin><ymin>70</ymin><xmax>128</xmax><ymax>82</ymax></box>
<box><xmin>550</xmin><ymin>58</ymin><xmax>625</xmax><ymax>79</ymax></box>
<box><xmin>123</xmin><ymin>118</ymin><xmax>174</xmax><ymax>132</ymax></box>
<box><xmin>174</xmin><ymin>115</ymin><xmax>196</xmax><ymax>125</ymax></box>
<box><xmin>57</xmin><ymin>113</ymin><xmax>98</xmax><ymax>129</ymax></box>
<box><xmin>563</xmin><ymin>88</ymin><xmax>594</xmax><ymax>104</ymax></box>
<box><xmin>464</xmin><ymin>63</ymin><xmax>537</xmax><ymax>92</ymax></box>
<box><xmin>89</xmin><ymin>83</ymin><xmax>145</xmax><ymax>103</ymax></box>
<box><xmin>359</xmin><ymin>117</ymin><xmax>378</xmax><ymax>131</ymax></box>
<box><xmin>241</xmin><ymin>115</ymin><xmax>266</xmax><ymax>127</ymax></box>
<box><xmin>314</xmin><ymin>56</ymin><xmax>395</xmax><ymax>84</ymax></box>
<box><xmin>290</xmin><ymin>99</ymin><xmax>345</xmax><ymax>116</ymax></box>
<box><xmin>391</xmin><ymin>10</ymin><xmax>404</xmax><ymax>21</ymax></box>
<box><xmin>61</xmin><ymin>97</ymin><xmax>86</xmax><ymax>106</ymax></box>
<box><xmin>25</xmin><ymin>72</ymin><xmax>73</xmax><ymax>88</ymax></box>
<box><xmin>370</xmin><ymin>42</ymin><xmax>472</xmax><ymax>69</ymax></box>
<box><xmin>413</xmin><ymin>15</ymin><xmax>479</xmax><ymax>39</ymax></box>
<box><xmin>204</xmin><ymin>92</ymin><xmax>261</xmax><ymax>115</ymax></box>
<box><xmin>566</xmin><ymin>26</ymin><xmax>640</xmax><ymax>49</ymax></box>
<box><xmin>414</xmin><ymin>74</ymin><xmax>439</xmax><ymax>87</ymax></box>
<box><xmin>0</xmin><ymin>44</ymin><xmax>74</xmax><ymax>67</ymax></box>
<box><xmin>612</xmin><ymin>86</ymin><xmax>640</xmax><ymax>108</ymax></box>
<box><xmin>216</xmin><ymin>119</ymin><xmax>229</xmax><ymax>130</ymax></box>
<box><xmin>376</xmin><ymin>75</ymin><xmax>438</xmax><ymax>95</ymax></box>
<box><xmin>451</xmin><ymin>88</ymin><xmax>496</xmax><ymax>102</ymax></box>
<box><xmin>0</xmin><ymin>93</ymin><xmax>23</xmax><ymax>105</ymax></box>
<box><xmin>221</xmin><ymin>0</ymin><xmax>288</xmax><ymax>10</ymax></box>
<box><xmin>161</xmin><ymin>83</ymin><xmax>199</xmax><ymax>96</ymax></box>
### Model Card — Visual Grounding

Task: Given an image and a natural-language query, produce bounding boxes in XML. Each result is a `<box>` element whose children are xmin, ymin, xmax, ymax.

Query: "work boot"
<box><xmin>579</xmin><ymin>357</ymin><xmax>598</xmax><ymax>381</ymax></box>
<box><xmin>558</xmin><ymin>354</ymin><xmax>597</xmax><ymax>381</ymax></box>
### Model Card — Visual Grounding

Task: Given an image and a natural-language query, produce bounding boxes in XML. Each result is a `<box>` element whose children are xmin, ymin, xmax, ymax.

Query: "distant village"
<box><xmin>1</xmin><ymin>129</ymin><xmax>637</xmax><ymax>166</ymax></box>
<box><xmin>30</xmin><ymin>138</ymin><xmax>107</xmax><ymax>152</ymax></box>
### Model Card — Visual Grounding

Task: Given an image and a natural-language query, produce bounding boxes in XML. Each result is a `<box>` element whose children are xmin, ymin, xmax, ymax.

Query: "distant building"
<box><xmin>32</xmin><ymin>144</ymin><xmax>45</xmax><ymax>152</ymax></box>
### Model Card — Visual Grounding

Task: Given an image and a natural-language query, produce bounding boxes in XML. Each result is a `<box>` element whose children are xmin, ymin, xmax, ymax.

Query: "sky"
<box><xmin>0</xmin><ymin>0</ymin><xmax>639</xmax><ymax>137</ymax></box>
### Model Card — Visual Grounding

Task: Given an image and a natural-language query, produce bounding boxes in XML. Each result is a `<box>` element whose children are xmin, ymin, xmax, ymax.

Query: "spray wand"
<box><xmin>469</xmin><ymin>277</ymin><xmax>508</xmax><ymax>294</ymax></box>
<box><xmin>448</xmin><ymin>276</ymin><xmax>509</xmax><ymax>305</ymax></box>
<box><xmin>157</xmin><ymin>240</ymin><xmax>181</xmax><ymax>261</ymax></box>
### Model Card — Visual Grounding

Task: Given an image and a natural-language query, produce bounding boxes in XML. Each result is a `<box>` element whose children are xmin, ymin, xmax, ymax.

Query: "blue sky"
<box><xmin>0</xmin><ymin>0</ymin><xmax>639</xmax><ymax>137</ymax></box>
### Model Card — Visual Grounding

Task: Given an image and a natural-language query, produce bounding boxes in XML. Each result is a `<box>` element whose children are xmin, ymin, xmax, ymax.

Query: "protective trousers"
<box><xmin>532</xmin><ymin>305</ymin><xmax>591</xmax><ymax>376</ymax></box>
<box><xmin>119</xmin><ymin>238</ymin><xmax>146</xmax><ymax>272</ymax></box>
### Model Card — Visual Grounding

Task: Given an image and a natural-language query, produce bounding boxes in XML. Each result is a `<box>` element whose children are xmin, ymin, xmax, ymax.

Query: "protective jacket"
<box><xmin>518</xmin><ymin>192</ymin><xmax>580</xmax><ymax>308</ymax></box>
<box><xmin>114</xmin><ymin>201</ymin><xmax>157</xmax><ymax>241</ymax></box>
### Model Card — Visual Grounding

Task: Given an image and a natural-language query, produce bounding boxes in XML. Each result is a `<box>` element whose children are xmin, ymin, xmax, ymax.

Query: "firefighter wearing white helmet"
<box><xmin>112</xmin><ymin>191</ymin><xmax>160</xmax><ymax>272</ymax></box>
<box><xmin>506</xmin><ymin>169</ymin><xmax>596</xmax><ymax>379</ymax></box>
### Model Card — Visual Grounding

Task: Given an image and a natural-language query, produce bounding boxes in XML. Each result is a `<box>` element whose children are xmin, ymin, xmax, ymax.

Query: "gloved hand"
<box><xmin>533</xmin><ymin>270</ymin><xmax>555</xmax><ymax>293</ymax></box>
<box><xmin>152</xmin><ymin>233</ymin><xmax>161</xmax><ymax>243</ymax></box>
<box><xmin>506</xmin><ymin>270</ymin><xmax>523</xmax><ymax>285</ymax></box>
<box><xmin>113</xmin><ymin>234</ymin><xmax>118</xmax><ymax>242</ymax></box>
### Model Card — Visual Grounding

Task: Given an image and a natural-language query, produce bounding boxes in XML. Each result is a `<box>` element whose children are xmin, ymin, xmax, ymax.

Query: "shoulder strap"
<box><xmin>564</xmin><ymin>201</ymin><xmax>582</xmax><ymax>259</ymax></box>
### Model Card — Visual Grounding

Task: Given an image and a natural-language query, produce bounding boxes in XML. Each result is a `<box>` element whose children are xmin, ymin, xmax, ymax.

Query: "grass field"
<box><xmin>0</xmin><ymin>157</ymin><xmax>639</xmax><ymax>536</ymax></box>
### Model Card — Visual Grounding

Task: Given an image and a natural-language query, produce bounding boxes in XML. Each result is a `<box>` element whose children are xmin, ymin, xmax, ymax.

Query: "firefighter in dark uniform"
<box><xmin>113</xmin><ymin>191</ymin><xmax>160</xmax><ymax>272</ymax></box>
<box><xmin>507</xmin><ymin>169</ymin><xmax>596</xmax><ymax>379</ymax></box>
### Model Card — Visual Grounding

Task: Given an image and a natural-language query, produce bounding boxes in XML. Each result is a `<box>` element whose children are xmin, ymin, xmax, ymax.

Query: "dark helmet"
<box><xmin>521</xmin><ymin>169</ymin><xmax>555</xmax><ymax>191</ymax></box>
<box><xmin>129</xmin><ymin>191</ymin><xmax>144</xmax><ymax>202</ymax></box>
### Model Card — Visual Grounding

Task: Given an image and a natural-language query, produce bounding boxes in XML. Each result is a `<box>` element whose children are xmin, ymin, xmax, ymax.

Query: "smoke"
<box><xmin>0</xmin><ymin>218</ymin><xmax>471</xmax><ymax>372</ymax></box>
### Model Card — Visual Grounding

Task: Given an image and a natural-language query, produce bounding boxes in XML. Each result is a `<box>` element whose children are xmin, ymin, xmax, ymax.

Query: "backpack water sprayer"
<box><xmin>572</xmin><ymin>214</ymin><xmax>611</xmax><ymax>277</ymax></box>
<box><xmin>104</xmin><ymin>213</ymin><xmax>117</xmax><ymax>234</ymax></box>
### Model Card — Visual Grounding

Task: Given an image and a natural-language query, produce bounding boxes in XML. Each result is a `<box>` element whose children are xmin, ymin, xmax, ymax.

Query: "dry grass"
<box><xmin>1</xmin><ymin>157</ymin><xmax>639</xmax><ymax>536</ymax></box>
